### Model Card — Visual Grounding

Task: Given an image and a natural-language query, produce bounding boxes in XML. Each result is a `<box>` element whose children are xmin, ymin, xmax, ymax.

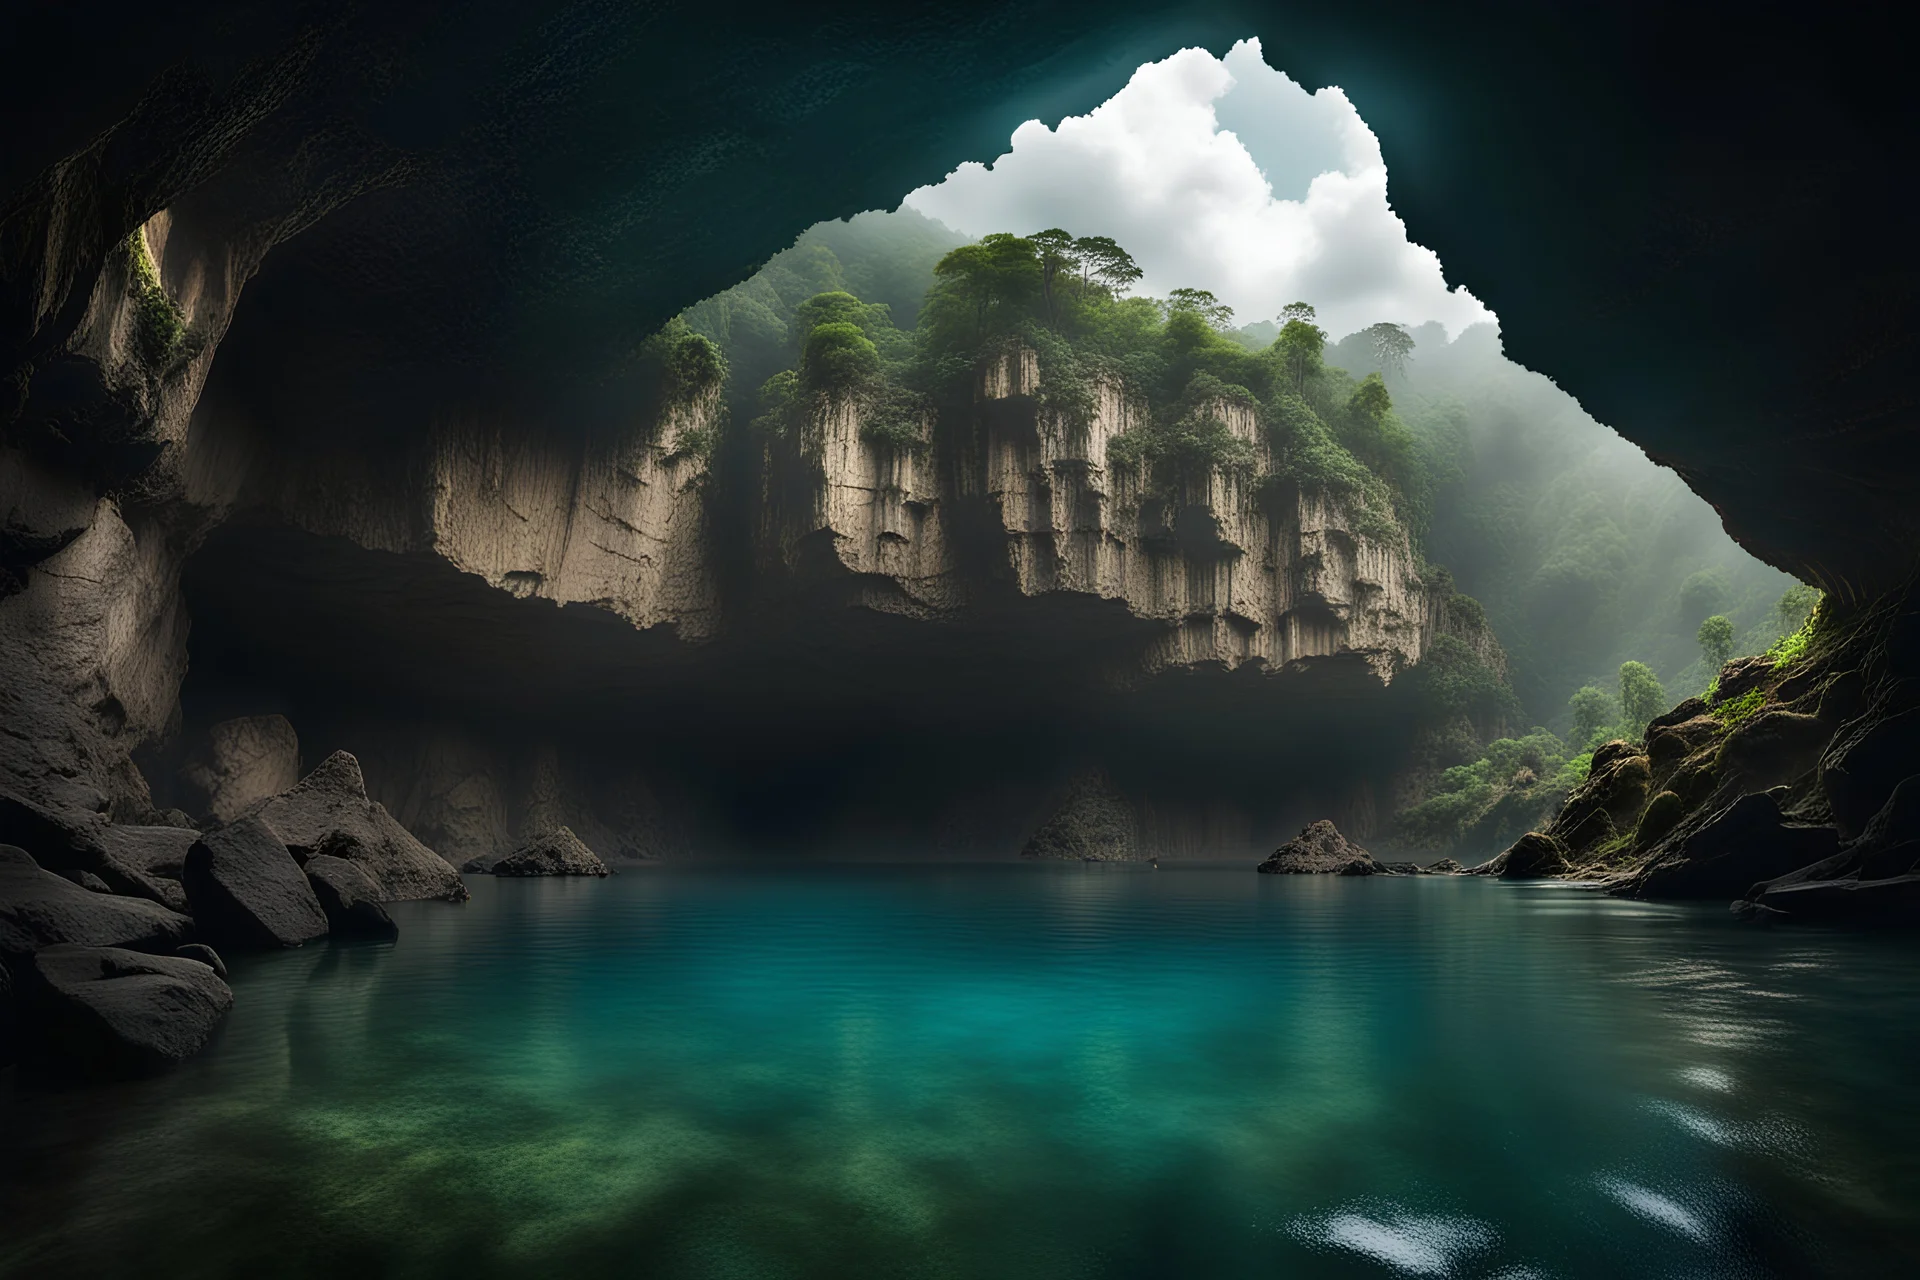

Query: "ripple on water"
<box><xmin>0</xmin><ymin>866</ymin><xmax>1916</xmax><ymax>1280</ymax></box>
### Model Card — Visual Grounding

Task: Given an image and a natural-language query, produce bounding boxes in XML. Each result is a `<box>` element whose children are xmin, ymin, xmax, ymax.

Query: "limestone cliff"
<box><xmin>757</xmin><ymin>347</ymin><xmax>1452</xmax><ymax>685</ymax></box>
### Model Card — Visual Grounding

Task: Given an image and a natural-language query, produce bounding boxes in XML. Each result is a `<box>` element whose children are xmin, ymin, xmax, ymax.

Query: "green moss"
<box><xmin>123</xmin><ymin>230</ymin><xmax>188</xmax><ymax>369</ymax></box>
<box><xmin>1709</xmin><ymin>687</ymin><xmax>1766</xmax><ymax>727</ymax></box>
<box><xmin>1635</xmin><ymin>790</ymin><xmax>1685</xmax><ymax>845</ymax></box>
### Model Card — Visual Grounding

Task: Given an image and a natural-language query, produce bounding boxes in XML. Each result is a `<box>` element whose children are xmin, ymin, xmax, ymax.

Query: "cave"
<box><xmin>3</xmin><ymin>1</ymin><xmax>1919</xmax><ymax>1273</ymax></box>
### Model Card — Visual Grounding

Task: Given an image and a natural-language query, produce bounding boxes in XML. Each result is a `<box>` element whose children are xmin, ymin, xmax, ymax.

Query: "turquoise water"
<box><xmin>3</xmin><ymin>865</ymin><xmax>1919</xmax><ymax>1278</ymax></box>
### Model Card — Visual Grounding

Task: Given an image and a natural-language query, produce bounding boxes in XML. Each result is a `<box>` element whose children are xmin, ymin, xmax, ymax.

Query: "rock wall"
<box><xmin>758</xmin><ymin>350</ymin><xmax>1446</xmax><ymax>685</ymax></box>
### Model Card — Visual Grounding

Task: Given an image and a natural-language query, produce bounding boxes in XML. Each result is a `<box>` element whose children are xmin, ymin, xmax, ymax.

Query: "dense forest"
<box><xmin>679</xmin><ymin>209</ymin><xmax>1812</xmax><ymax>860</ymax></box>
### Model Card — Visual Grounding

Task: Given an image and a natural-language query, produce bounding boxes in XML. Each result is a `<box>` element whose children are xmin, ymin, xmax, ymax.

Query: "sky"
<box><xmin>903</xmin><ymin>39</ymin><xmax>1495</xmax><ymax>342</ymax></box>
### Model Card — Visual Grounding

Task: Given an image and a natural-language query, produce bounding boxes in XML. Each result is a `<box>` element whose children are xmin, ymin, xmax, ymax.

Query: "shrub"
<box><xmin>801</xmin><ymin>322</ymin><xmax>880</xmax><ymax>393</ymax></box>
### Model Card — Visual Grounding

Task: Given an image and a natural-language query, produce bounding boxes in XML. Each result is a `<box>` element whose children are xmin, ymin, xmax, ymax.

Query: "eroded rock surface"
<box><xmin>249</xmin><ymin>752</ymin><xmax>466</xmax><ymax>902</ymax></box>
<box><xmin>1257</xmin><ymin>820</ymin><xmax>1381</xmax><ymax>875</ymax></box>
<box><xmin>479</xmin><ymin>826</ymin><xmax>611</xmax><ymax>877</ymax></box>
<box><xmin>182</xmin><ymin>816</ymin><xmax>329</xmax><ymax>949</ymax></box>
<box><xmin>180</xmin><ymin>715</ymin><xmax>301</xmax><ymax>824</ymax></box>
<box><xmin>22</xmin><ymin>944</ymin><xmax>233</xmax><ymax>1080</ymax></box>
<box><xmin>304</xmin><ymin>854</ymin><xmax>399</xmax><ymax>938</ymax></box>
<box><xmin>0</xmin><ymin>844</ymin><xmax>195</xmax><ymax>958</ymax></box>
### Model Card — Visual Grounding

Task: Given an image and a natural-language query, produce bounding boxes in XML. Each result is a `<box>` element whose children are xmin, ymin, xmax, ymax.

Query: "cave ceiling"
<box><xmin>3</xmin><ymin>0</ymin><xmax>1914</xmax><ymax>597</ymax></box>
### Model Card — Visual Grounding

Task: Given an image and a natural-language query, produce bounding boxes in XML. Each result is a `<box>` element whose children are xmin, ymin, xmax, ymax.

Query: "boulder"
<box><xmin>488</xmin><ymin>826</ymin><xmax>611</xmax><ymax>877</ymax></box>
<box><xmin>1427</xmin><ymin>858</ymin><xmax>1465</xmax><ymax>874</ymax></box>
<box><xmin>97</xmin><ymin>824</ymin><xmax>199</xmax><ymax>880</ymax></box>
<box><xmin>1622</xmin><ymin>791</ymin><xmax>1840</xmax><ymax>899</ymax></box>
<box><xmin>249</xmin><ymin>752</ymin><xmax>467</xmax><ymax>902</ymax></box>
<box><xmin>0</xmin><ymin>843</ymin><xmax>195</xmax><ymax>959</ymax></box>
<box><xmin>0</xmin><ymin>792</ymin><xmax>187</xmax><ymax>910</ymax></box>
<box><xmin>22</xmin><ymin>944</ymin><xmax>233</xmax><ymax>1080</ymax></box>
<box><xmin>180</xmin><ymin>714</ymin><xmax>303</xmax><ymax>825</ymax></box>
<box><xmin>94</xmin><ymin>824</ymin><xmax>199</xmax><ymax>912</ymax></box>
<box><xmin>1499</xmin><ymin>832</ymin><xmax>1571</xmax><ymax>880</ymax></box>
<box><xmin>175</xmin><ymin>942</ymin><xmax>228</xmax><ymax>978</ymax></box>
<box><xmin>1257</xmin><ymin>821</ymin><xmax>1381</xmax><ymax>875</ymax></box>
<box><xmin>182</xmin><ymin>816</ymin><xmax>329</xmax><ymax>949</ymax></box>
<box><xmin>304</xmin><ymin>854</ymin><xmax>399</xmax><ymax>938</ymax></box>
<box><xmin>1019</xmin><ymin>771</ymin><xmax>1140</xmax><ymax>862</ymax></box>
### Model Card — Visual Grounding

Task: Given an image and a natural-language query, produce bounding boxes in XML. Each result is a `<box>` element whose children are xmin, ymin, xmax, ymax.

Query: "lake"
<box><xmin>3</xmin><ymin>865</ymin><xmax>1918</xmax><ymax>1278</ymax></box>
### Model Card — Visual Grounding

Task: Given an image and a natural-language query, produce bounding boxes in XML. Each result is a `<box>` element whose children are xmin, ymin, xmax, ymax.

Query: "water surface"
<box><xmin>3</xmin><ymin>865</ymin><xmax>1918</xmax><ymax>1278</ymax></box>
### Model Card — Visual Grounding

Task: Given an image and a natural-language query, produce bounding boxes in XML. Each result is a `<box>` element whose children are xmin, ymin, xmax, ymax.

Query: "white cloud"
<box><xmin>903</xmin><ymin>39</ymin><xmax>1494</xmax><ymax>342</ymax></box>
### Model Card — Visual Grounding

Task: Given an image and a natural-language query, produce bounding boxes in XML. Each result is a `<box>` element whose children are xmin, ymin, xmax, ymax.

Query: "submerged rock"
<box><xmin>182</xmin><ymin>816</ymin><xmax>329</xmax><ymax>949</ymax></box>
<box><xmin>249</xmin><ymin>752</ymin><xmax>466</xmax><ymax>902</ymax></box>
<box><xmin>484</xmin><ymin>826</ymin><xmax>610</xmax><ymax>877</ymax></box>
<box><xmin>1499</xmin><ymin>832</ymin><xmax>1571</xmax><ymax>880</ymax></box>
<box><xmin>22</xmin><ymin>944</ymin><xmax>232</xmax><ymax>1080</ymax></box>
<box><xmin>304</xmin><ymin>854</ymin><xmax>400</xmax><ymax>937</ymax></box>
<box><xmin>1257</xmin><ymin>821</ymin><xmax>1380</xmax><ymax>875</ymax></box>
<box><xmin>0</xmin><ymin>844</ymin><xmax>195</xmax><ymax>958</ymax></box>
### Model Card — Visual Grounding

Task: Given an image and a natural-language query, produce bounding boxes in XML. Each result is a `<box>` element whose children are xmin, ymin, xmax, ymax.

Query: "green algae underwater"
<box><xmin>4</xmin><ymin>865</ymin><xmax>1919</xmax><ymax>1279</ymax></box>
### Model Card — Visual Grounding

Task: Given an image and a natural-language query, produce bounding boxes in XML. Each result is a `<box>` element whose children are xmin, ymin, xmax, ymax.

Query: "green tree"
<box><xmin>1567</xmin><ymin>685</ymin><xmax>1617</xmax><ymax>747</ymax></box>
<box><xmin>800</xmin><ymin>322</ymin><xmax>879</xmax><ymax>393</ymax></box>
<box><xmin>1276</xmin><ymin>316</ymin><xmax>1327</xmax><ymax>394</ymax></box>
<box><xmin>921</xmin><ymin>233</ymin><xmax>1043</xmax><ymax>349</ymax></box>
<box><xmin>1072</xmin><ymin>235</ymin><xmax>1142</xmax><ymax>292</ymax></box>
<box><xmin>1029</xmin><ymin>228</ymin><xmax>1080</xmax><ymax>325</ymax></box>
<box><xmin>1618</xmin><ymin>661</ymin><xmax>1668</xmax><ymax>738</ymax></box>
<box><xmin>1696</xmin><ymin>614</ymin><xmax>1735</xmax><ymax>674</ymax></box>
<box><xmin>1774</xmin><ymin>583</ymin><xmax>1819</xmax><ymax>635</ymax></box>
<box><xmin>1361</xmin><ymin>321</ymin><xmax>1414</xmax><ymax>377</ymax></box>
<box><xmin>1279</xmin><ymin>300</ymin><xmax>1317</xmax><ymax>326</ymax></box>
<box><xmin>1166</xmin><ymin>287</ymin><xmax>1234</xmax><ymax>330</ymax></box>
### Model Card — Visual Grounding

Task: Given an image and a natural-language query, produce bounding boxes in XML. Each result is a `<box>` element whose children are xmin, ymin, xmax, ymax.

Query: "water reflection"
<box><xmin>2</xmin><ymin>868</ymin><xmax>1918</xmax><ymax>1278</ymax></box>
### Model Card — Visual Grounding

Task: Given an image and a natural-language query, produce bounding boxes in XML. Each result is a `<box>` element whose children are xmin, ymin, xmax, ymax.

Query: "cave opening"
<box><xmin>154</xmin><ymin>38</ymin><xmax>1799</xmax><ymax>873</ymax></box>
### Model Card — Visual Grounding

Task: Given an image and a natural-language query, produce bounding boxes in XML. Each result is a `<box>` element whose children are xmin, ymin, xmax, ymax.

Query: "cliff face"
<box><xmin>759</xmin><ymin>348</ymin><xmax>1446</xmax><ymax>685</ymax></box>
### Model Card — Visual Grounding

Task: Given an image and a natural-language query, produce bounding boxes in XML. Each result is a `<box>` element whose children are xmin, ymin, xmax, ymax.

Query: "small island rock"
<box><xmin>481</xmin><ymin>826</ymin><xmax>611</xmax><ymax>877</ymax></box>
<box><xmin>1257</xmin><ymin>821</ymin><xmax>1382</xmax><ymax>876</ymax></box>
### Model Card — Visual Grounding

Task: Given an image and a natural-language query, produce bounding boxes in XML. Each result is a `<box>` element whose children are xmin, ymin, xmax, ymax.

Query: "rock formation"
<box><xmin>1019</xmin><ymin>771</ymin><xmax>1141</xmax><ymax>862</ymax></box>
<box><xmin>20</xmin><ymin>944</ymin><xmax>233</xmax><ymax>1081</ymax></box>
<box><xmin>0</xmin><ymin>844</ymin><xmax>195</xmax><ymax>957</ymax></box>
<box><xmin>247</xmin><ymin>753</ymin><xmax>466</xmax><ymax>902</ymax></box>
<box><xmin>1257</xmin><ymin>821</ymin><xmax>1383</xmax><ymax>875</ymax></box>
<box><xmin>304</xmin><ymin>855</ymin><xmax>399</xmax><ymax>939</ymax></box>
<box><xmin>472</xmin><ymin>826</ymin><xmax>611</xmax><ymax>877</ymax></box>
<box><xmin>181</xmin><ymin>817</ymin><xmax>330</xmax><ymax>950</ymax></box>
<box><xmin>180</xmin><ymin>715</ymin><xmax>301</xmax><ymax>825</ymax></box>
<box><xmin>1493</xmin><ymin>587</ymin><xmax>1920</xmax><ymax>915</ymax></box>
